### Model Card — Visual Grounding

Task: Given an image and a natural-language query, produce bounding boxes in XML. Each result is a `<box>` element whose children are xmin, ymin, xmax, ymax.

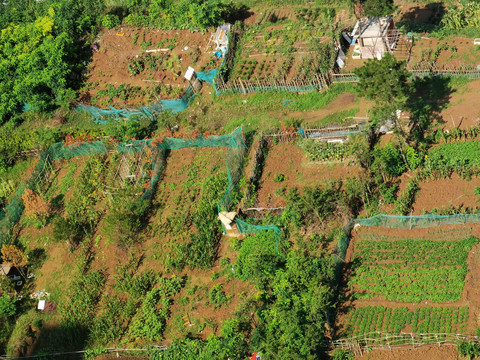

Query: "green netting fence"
<box><xmin>353</xmin><ymin>213</ymin><xmax>480</xmax><ymax>229</ymax></box>
<box><xmin>0</xmin><ymin>128</ymin><xmax>282</xmax><ymax>248</ymax></box>
<box><xmin>76</xmin><ymin>86</ymin><xmax>196</xmax><ymax>124</ymax></box>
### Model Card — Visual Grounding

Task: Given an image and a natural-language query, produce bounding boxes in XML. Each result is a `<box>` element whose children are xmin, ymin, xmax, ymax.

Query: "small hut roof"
<box><xmin>353</xmin><ymin>16</ymin><xmax>393</xmax><ymax>38</ymax></box>
<box><xmin>0</xmin><ymin>263</ymin><xmax>12</xmax><ymax>276</ymax></box>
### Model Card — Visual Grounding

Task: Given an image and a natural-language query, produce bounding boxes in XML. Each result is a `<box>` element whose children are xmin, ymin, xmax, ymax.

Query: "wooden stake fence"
<box><xmin>215</xmin><ymin>73</ymin><xmax>329</xmax><ymax>95</ymax></box>
<box><xmin>333</xmin><ymin>332</ymin><xmax>480</xmax><ymax>354</ymax></box>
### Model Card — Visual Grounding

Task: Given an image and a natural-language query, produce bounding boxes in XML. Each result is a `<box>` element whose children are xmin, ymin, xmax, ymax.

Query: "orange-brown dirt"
<box><xmin>256</xmin><ymin>142</ymin><xmax>361</xmax><ymax>207</ymax></box>
<box><xmin>412</xmin><ymin>174</ymin><xmax>480</xmax><ymax>215</ymax></box>
<box><xmin>82</xmin><ymin>27</ymin><xmax>221</xmax><ymax>106</ymax></box>
<box><xmin>354</xmin><ymin>344</ymin><xmax>459</xmax><ymax>360</ymax></box>
<box><xmin>374</xmin><ymin>171</ymin><xmax>480</xmax><ymax>215</ymax></box>
<box><xmin>409</xmin><ymin>36</ymin><xmax>479</xmax><ymax>68</ymax></box>
<box><xmin>337</xmin><ymin>225</ymin><xmax>480</xmax><ymax>337</ymax></box>
<box><xmin>395</xmin><ymin>2</ymin><xmax>438</xmax><ymax>24</ymax></box>
<box><xmin>440</xmin><ymin>79</ymin><xmax>480</xmax><ymax>129</ymax></box>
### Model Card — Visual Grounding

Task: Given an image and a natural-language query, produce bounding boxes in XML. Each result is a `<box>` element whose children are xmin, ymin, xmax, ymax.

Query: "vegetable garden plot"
<box><xmin>419</xmin><ymin>140</ymin><xmax>480</xmax><ymax>179</ymax></box>
<box><xmin>229</xmin><ymin>7</ymin><xmax>336</xmax><ymax>83</ymax></box>
<box><xmin>343</xmin><ymin>306</ymin><xmax>469</xmax><ymax>337</ymax></box>
<box><xmin>143</xmin><ymin>147</ymin><xmax>229</xmax><ymax>271</ymax></box>
<box><xmin>408</xmin><ymin>36</ymin><xmax>480</xmax><ymax>70</ymax></box>
<box><xmin>81</xmin><ymin>27</ymin><xmax>221</xmax><ymax>107</ymax></box>
<box><xmin>355</xmin><ymin>225</ymin><xmax>473</xmax><ymax>243</ymax></box>
<box><xmin>299</xmin><ymin>138</ymin><xmax>357</xmax><ymax>162</ymax></box>
<box><xmin>348</xmin><ymin>236</ymin><xmax>477</xmax><ymax>302</ymax></box>
<box><xmin>255</xmin><ymin>142</ymin><xmax>360</xmax><ymax>208</ymax></box>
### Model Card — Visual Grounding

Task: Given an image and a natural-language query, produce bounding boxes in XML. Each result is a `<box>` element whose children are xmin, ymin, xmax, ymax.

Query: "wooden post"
<box><xmin>237</xmin><ymin>78</ymin><xmax>245</xmax><ymax>94</ymax></box>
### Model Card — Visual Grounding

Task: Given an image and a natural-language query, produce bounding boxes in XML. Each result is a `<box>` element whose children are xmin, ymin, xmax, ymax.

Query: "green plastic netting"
<box><xmin>0</xmin><ymin>128</ymin><xmax>280</xmax><ymax>246</ymax></box>
<box><xmin>236</xmin><ymin>218</ymin><xmax>282</xmax><ymax>253</ymax></box>
<box><xmin>354</xmin><ymin>213</ymin><xmax>480</xmax><ymax>229</ymax></box>
<box><xmin>76</xmin><ymin>87</ymin><xmax>196</xmax><ymax>124</ymax></box>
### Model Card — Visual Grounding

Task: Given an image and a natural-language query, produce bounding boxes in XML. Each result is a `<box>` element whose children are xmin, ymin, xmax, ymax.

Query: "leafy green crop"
<box><xmin>299</xmin><ymin>140</ymin><xmax>354</xmax><ymax>162</ymax></box>
<box><xmin>423</xmin><ymin>141</ymin><xmax>480</xmax><ymax>179</ymax></box>
<box><xmin>349</xmin><ymin>236</ymin><xmax>477</xmax><ymax>302</ymax></box>
<box><xmin>345</xmin><ymin>306</ymin><xmax>469</xmax><ymax>336</ymax></box>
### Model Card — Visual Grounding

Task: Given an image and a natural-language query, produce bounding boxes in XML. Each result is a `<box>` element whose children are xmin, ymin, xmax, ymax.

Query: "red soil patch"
<box><xmin>412</xmin><ymin>174</ymin><xmax>480</xmax><ymax>215</ymax></box>
<box><xmin>440</xmin><ymin>79</ymin><xmax>480</xmax><ymax>129</ymax></box>
<box><xmin>256</xmin><ymin>142</ymin><xmax>360</xmax><ymax>207</ymax></box>
<box><xmin>409</xmin><ymin>36</ymin><xmax>479</xmax><ymax>69</ymax></box>
<box><xmin>82</xmin><ymin>27</ymin><xmax>221</xmax><ymax>106</ymax></box>
<box><xmin>396</xmin><ymin>3</ymin><xmax>436</xmax><ymax>24</ymax></box>
<box><xmin>354</xmin><ymin>344</ymin><xmax>459</xmax><ymax>360</ymax></box>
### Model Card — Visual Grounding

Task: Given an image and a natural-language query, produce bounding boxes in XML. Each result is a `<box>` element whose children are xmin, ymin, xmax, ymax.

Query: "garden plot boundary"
<box><xmin>331</xmin><ymin>213</ymin><xmax>480</xmax><ymax>353</ymax></box>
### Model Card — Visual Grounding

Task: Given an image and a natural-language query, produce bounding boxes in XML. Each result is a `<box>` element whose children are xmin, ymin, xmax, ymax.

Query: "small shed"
<box><xmin>208</xmin><ymin>23</ymin><xmax>231</xmax><ymax>56</ymax></box>
<box><xmin>0</xmin><ymin>263</ymin><xmax>12</xmax><ymax>277</ymax></box>
<box><xmin>350</xmin><ymin>16</ymin><xmax>398</xmax><ymax>59</ymax></box>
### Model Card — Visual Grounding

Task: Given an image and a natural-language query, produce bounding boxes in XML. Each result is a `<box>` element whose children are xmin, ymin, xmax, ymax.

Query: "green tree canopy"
<box><xmin>354</xmin><ymin>53</ymin><xmax>410</xmax><ymax>104</ymax></box>
<box><xmin>125</xmin><ymin>0</ymin><xmax>229</xmax><ymax>30</ymax></box>
<box><xmin>361</xmin><ymin>0</ymin><xmax>395</xmax><ymax>18</ymax></box>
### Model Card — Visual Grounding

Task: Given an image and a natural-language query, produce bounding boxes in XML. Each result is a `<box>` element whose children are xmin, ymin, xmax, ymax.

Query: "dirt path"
<box><xmin>285</xmin><ymin>93</ymin><xmax>372</xmax><ymax>125</ymax></box>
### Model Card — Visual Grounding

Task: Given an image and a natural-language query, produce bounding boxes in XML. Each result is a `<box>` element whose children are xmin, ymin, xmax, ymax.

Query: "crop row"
<box><xmin>345</xmin><ymin>306</ymin><xmax>469</xmax><ymax>337</ymax></box>
<box><xmin>299</xmin><ymin>140</ymin><xmax>354</xmax><ymax>162</ymax></box>
<box><xmin>422</xmin><ymin>140</ymin><xmax>480</xmax><ymax>178</ymax></box>
<box><xmin>354</xmin><ymin>237</ymin><xmax>476</xmax><ymax>265</ymax></box>
<box><xmin>349</xmin><ymin>237</ymin><xmax>476</xmax><ymax>302</ymax></box>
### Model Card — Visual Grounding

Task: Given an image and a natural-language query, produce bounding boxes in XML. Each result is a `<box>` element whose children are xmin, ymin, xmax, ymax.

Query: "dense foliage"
<box><xmin>124</xmin><ymin>0</ymin><xmax>230</xmax><ymax>31</ymax></box>
<box><xmin>442</xmin><ymin>2</ymin><xmax>480</xmax><ymax>29</ymax></box>
<box><xmin>0</xmin><ymin>0</ymin><xmax>105</xmax><ymax>123</ymax></box>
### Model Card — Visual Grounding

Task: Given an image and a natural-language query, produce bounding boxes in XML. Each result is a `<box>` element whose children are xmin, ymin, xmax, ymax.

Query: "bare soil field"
<box><xmin>409</xmin><ymin>36</ymin><xmax>480</xmax><ymax>69</ymax></box>
<box><xmin>256</xmin><ymin>142</ymin><xmax>360</xmax><ymax>207</ymax></box>
<box><xmin>440</xmin><ymin>78</ymin><xmax>480</xmax><ymax>129</ymax></box>
<box><xmin>411</xmin><ymin>174</ymin><xmax>480</xmax><ymax>215</ymax></box>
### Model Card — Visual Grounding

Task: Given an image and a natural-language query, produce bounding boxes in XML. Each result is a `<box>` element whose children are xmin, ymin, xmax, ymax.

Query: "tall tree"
<box><xmin>354</xmin><ymin>53</ymin><xmax>412</xmax><ymax>165</ymax></box>
<box><xmin>359</xmin><ymin>0</ymin><xmax>395</xmax><ymax>18</ymax></box>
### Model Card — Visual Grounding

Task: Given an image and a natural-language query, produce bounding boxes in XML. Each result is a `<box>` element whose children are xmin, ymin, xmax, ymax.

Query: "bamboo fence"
<box><xmin>333</xmin><ymin>332</ymin><xmax>480</xmax><ymax>355</ymax></box>
<box><xmin>214</xmin><ymin>73</ymin><xmax>329</xmax><ymax>95</ymax></box>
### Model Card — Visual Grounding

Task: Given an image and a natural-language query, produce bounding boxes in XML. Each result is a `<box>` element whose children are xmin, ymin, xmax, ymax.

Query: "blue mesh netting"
<box><xmin>197</xmin><ymin>69</ymin><xmax>218</xmax><ymax>84</ymax></box>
